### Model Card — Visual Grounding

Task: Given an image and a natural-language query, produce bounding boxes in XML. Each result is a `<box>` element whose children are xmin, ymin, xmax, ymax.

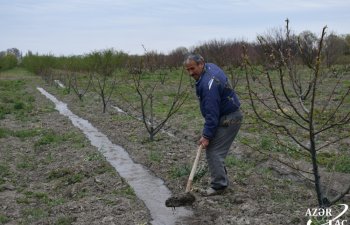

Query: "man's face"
<box><xmin>185</xmin><ymin>60</ymin><xmax>204</xmax><ymax>81</ymax></box>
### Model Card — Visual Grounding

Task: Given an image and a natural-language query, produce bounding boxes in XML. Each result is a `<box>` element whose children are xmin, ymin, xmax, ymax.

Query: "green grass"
<box><xmin>306</xmin><ymin>217</ymin><xmax>328</xmax><ymax>225</ymax></box>
<box><xmin>110</xmin><ymin>114</ymin><xmax>134</xmax><ymax>122</ymax></box>
<box><xmin>0</xmin><ymin>128</ymin><xmax>42</xmax><ymax>139</ymax></box>
<box><xmin>74</xmin><ymin>187</ymin><xmax>89</xmax><ymax>199</ymax></box>
<box><xmin>168</xmin><ymin>163</ymin><xmax>207</xmax><ymax>181</ymax></box>
<box><xmin>225</xmin><ymin>155</ymin><xmax>254</xmax><ymax>170</ymax></box>
<box><xmin>0</xmin><ymin>128</ymin><xmax>11</xmax><ymax>138</ymax></box>
<box><xmin>93</xmin><ymin>161</ymin><xmax>115</xmax><ymax>174</ymax></box>
<box><xmin>225</xmin><ymin>155</ymin><xmax>255</xmax><ymax>183</ymax></box>
<box><xmin>65</xmin><ymin>173</ymin><xmax>84</xmax><ymax>185</ymax></box>
<box><xmin>34</xmin><ymin>130</ymin><xmax>85</xmax><ymax>149</ymax></box>
<box><xmin>16</xmin><ymin>190</ymin><xmax>65</xmax><ymax>206</ymax></box>
<box><xmin>54</xmin><ymin>216</ymin><xmax>76</xmax><ymax>225</ymax></box>
<box><xmin>16</xmin><ymin>155</ymin><xmax>37</xmax><ymax>170</ymax></box>
<box><xmin>13</xmin><ymin>101</ymin><xmax>25</xmax><ymax>110</ymax></box>
<box><xmin>40</xmin><ymin>152</ymin><xmax>54</xmax><ymax>165</ymax></box>
<box><xmin>113</xmin><ymin>68</ymin><xmax>192</xmax><ymax>121</ymax></box>
<box><xmin>47</xmin><ymin>168</ymin><xmax>73</xmax><ymax>180</ymax></box>
<box><xmin>225</xmin><ymin>154</ymin><xmax>256</xmax><ymax>183</ymax></box>
<box><xmin>100</xmin><ymin>197</ymin><xmax>118</xmax><ymax>206</ymax></box>
<box><xmin>34</xmin><ymin>131</ymin><xmax>63</xmax><ymax>147</ymax></box>
<box><xmin>16</xmin><ymin>190</ymin><xmax>66</xmax><ymax>220</ymax></box>
<box><xmin>68</xmin><ymin>132</ymin><xmax>87</xmax><ymax>148</ymax></box>
<box><xmin>48</xmin><ymin>168</ymin><xmax>85</xmax><ymax>186</ymax></box>
<box><xmin>84</xmin><ymin>152</ymin><xmax>104</xmax><ymax>161</ymax></box>
<box><xmin>121</xmin><ymin>186</ymin><xmax>136</xmax><ymax>196</ymax></box>
<box><xmin>38</xmin><ymin>104</ymin><xmax>56</xmax><ymax>113</ymax></box>
<box><xmin>17</xmin><ymin>191</ymin><xmax>50</xmax><ymax>205</ymax></box>
<box><xmin>48</xmin><ymin>198</ymin><xmax>66</xmax><ymax>207</ymax></box>
<box><xmin>13</xmin><ymin>128</ymin><xmax>42</xmax><ymax>139</ymax></box>
<box><xmin>22</xmin><ymin>208</ymin><xmax>49</xmax><ymax>223</ymax></box>
<box><xmin>0</xmin><ymin>79</ymin><xmax>35</xmax><ymax>119</ymax></box>
<box><xmin>317</xmin><ymin>152</ymin><xmax>350</xmax><ymax>173</ymax></box>
<box><xmin>169</xmin><ymin>164</ymin><xmax>190</xmax><ymax>178</ymax></box>
<box><xmin>193</xmin><ymin>164</ymin><xmax>208</xmax><ymax>182</ymax></box>
<box><xmin>113</xmin><ymin>185</ymin><xmax>136</xmax><ymax>198</ymax></box>
<box><xmin>0</xmin><ymin>163</ymin><xmax>10</xmax><ymax>185</ymax></box>
<box><xmin>0</xmin><ymin>214</ymin><xmax>10</xmax><ymax>224</ymax></box>
<box><xmin>148</xmin><ymin>150</ymin><xmax>162</xmax><ymax>163</ymax></box>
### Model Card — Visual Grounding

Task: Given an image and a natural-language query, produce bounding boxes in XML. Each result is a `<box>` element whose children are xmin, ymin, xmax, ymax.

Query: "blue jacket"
<box><xmin>196</xmin><ymin>63</ymin><xmax>240</xmax><ymax>139</ymax></box>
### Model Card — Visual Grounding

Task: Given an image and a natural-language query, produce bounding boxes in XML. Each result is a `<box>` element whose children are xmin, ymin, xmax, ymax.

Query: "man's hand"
<box><xmin>199</xmin><ymin>136</ymin><xmax>209</xmax><ymax>149</ymax></box>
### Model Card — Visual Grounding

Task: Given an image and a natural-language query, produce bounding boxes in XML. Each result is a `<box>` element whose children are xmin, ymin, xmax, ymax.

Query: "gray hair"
<box><xmin>183</xmin><ymin>53</ymin><xmax>205</xmax><ymax>65</ymax></box>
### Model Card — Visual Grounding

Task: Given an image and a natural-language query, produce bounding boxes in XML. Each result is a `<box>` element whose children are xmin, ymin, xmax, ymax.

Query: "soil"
<box><xmin>1</xmin><ymin>70</ymin><xmax>349</xmax><ymax>225</ymax></box>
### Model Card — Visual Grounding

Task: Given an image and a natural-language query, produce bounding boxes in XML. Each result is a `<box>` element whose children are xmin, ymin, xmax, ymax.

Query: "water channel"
<box><xmin>37</xmin><ymin>87</ymin><xmax>192</xmax><ymax>225</ymax></box>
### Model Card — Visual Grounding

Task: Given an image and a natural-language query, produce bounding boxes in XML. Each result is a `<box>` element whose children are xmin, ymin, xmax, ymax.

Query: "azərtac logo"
<box><xmin>306</xmin><ymin>204</ymin><xmax>348</xmax><ymax>225</ymax></box>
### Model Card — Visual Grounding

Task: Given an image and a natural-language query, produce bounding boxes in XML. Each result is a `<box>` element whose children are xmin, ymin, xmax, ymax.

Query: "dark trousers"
<box><xmin>205</xmin><ymin>110</ymin><xmax>243</xmax><ymax>190</ymax></box>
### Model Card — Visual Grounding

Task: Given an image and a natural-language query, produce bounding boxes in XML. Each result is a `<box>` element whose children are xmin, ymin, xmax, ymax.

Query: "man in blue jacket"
<box><xmin>184</xmin><ymin>54</ymin><xmax>243</xmax><ymax>196</ymax></box>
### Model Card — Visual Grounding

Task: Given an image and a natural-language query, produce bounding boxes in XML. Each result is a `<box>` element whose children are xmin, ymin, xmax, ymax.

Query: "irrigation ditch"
<box><xmin>37</xmin><ymin>86</ymin><xmax>192</xmax><ymax>225</ymax></box>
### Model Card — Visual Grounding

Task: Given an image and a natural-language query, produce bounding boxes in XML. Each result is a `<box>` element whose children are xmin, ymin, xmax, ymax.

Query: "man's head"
<box><xmin>183</xmin><ymin>54</ymin><xmax>205</xmax><ymax>81</ymax></box>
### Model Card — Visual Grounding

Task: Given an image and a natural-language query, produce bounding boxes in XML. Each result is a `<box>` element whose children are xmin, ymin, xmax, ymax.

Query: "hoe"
<box><xmin>165</xmin><ymin>145</ymin><xmax>203</xmax><ymax>207</ymax></box>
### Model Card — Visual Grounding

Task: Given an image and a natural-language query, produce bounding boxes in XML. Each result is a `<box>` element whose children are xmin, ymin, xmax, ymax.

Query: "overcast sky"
<box><xmin>1</xmin><ymin>0</ymin><xmax>349</xmax><ymax>56</ymax></box>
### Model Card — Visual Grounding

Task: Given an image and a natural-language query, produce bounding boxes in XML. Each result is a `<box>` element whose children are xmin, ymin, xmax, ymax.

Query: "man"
<box><xmin>184</xmin><ymin>54</ymin><xmax>243</xmax><ymax>196</ymax></box>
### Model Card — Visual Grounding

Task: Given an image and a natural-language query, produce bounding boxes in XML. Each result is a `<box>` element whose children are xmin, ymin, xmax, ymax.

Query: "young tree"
<box><xmin>0</xmin><ymin>54</ymin><xmax>17</xmax><ymax>71</ymax></box>
<box><xmin>324</xmin><ymin>33</ymin><xmax>348</xmax><ymax>67</ymax></box>
<box><xmin>298</xmin><ymin>30</ymin><xmax>318</xmax><ymax>66</ymax></box>
<box><xmin>87</xmin><ymin>49</ymin><xmax>125</xmax><ymax>113</ymax></box>
<box><xmin>243</xmin><ymin>20</ymin><xmax>350</xmax><ymax>207</ymax></box>
<box><xmin>64</xmin><ymin>56</ymin><xmax>92</xmax><ymax>101</ymax></box>
<box><xmin>130</xmin><ymin>60</ymin><xmax>189</xmax><ymax>141</ymax></box>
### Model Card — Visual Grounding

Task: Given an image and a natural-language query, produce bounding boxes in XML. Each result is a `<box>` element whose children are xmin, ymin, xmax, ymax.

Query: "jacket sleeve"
<box><xmin>202</xmin><ymin>78</ymin><xmax>221</xmax><ymax>139</ymax></box>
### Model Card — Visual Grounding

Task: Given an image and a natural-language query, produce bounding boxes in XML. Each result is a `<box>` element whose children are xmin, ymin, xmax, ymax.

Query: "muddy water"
<box><xmin>37</xmin><ymin>87</ymin><xmax>192</xmax><ymax>225</ymax></box>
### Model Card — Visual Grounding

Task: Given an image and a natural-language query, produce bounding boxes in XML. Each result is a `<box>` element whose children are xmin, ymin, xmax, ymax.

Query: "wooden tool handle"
<box><xmin>185</xmin><ymin>145</ymin><xmax>203</xmax><ymax>192</ymax></box>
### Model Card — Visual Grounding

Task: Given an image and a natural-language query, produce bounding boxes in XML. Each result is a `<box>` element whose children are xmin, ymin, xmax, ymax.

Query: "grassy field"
<box><xmin>0</xmin><ymin>68</ymin><xmax>149</xmax><ymax>225</ymax></box>
<box><xmin>1</xmin><ymin>66</ymin><xmax>349</xmax><ymax>224</ymax></box>
<box><xmin>45</xmin><ymin>64</ymin><xmax>350</xmax><ymax>174</ymax></box>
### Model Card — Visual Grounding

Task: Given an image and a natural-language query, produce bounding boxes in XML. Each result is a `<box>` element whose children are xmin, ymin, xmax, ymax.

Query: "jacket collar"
<box><xmin>196</xmin><ymin>63</ymin><xmax>207</xmax><ymax>85</ymax></box>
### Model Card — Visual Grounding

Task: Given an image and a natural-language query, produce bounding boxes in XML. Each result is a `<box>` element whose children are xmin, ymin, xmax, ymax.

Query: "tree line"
<box><xmin>1</xmin><ymin>28</ymin><xmax>350</xmax><ymax>72</ymax></box>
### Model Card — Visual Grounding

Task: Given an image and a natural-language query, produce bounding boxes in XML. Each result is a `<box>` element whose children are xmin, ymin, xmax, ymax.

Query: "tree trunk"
<box><xmin>309</xmin><ymin>133</ymin><xmax>324</xmax><ymax>207</ymax></box>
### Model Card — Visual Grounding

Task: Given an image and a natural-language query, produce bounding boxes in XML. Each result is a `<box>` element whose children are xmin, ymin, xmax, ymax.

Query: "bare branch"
<box><xmin>320</xmin><ymin>73</ymin><xmax>344</xmax><ymax>114</ymax></box>
<box><xmin>316</xmin><ymin>134</ymin><xmax>350</xmax><ymax>151</ymax></box>
<box><xmin>243</xmin><ymin>140</ymin><xmax>315</xmax><ymax>181</ymax></box>
<box><xmin>317</xmin><ymin>87</ymin><xmax>350</xmax><ymax>133</ymax></box>
<box><xmin>244</xmin><ymin>61</ymin><xmax>310</xmax><ymax>151</ymax></box>
<box><xmin>329</xmin><ymin>184</ymin><xmax>350</xmax><ymax>206</ymax></box>
<box><xmin>277</xmin><ymin>50</ymin><xmax>310</xmax><ymax>123</ymax></box>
